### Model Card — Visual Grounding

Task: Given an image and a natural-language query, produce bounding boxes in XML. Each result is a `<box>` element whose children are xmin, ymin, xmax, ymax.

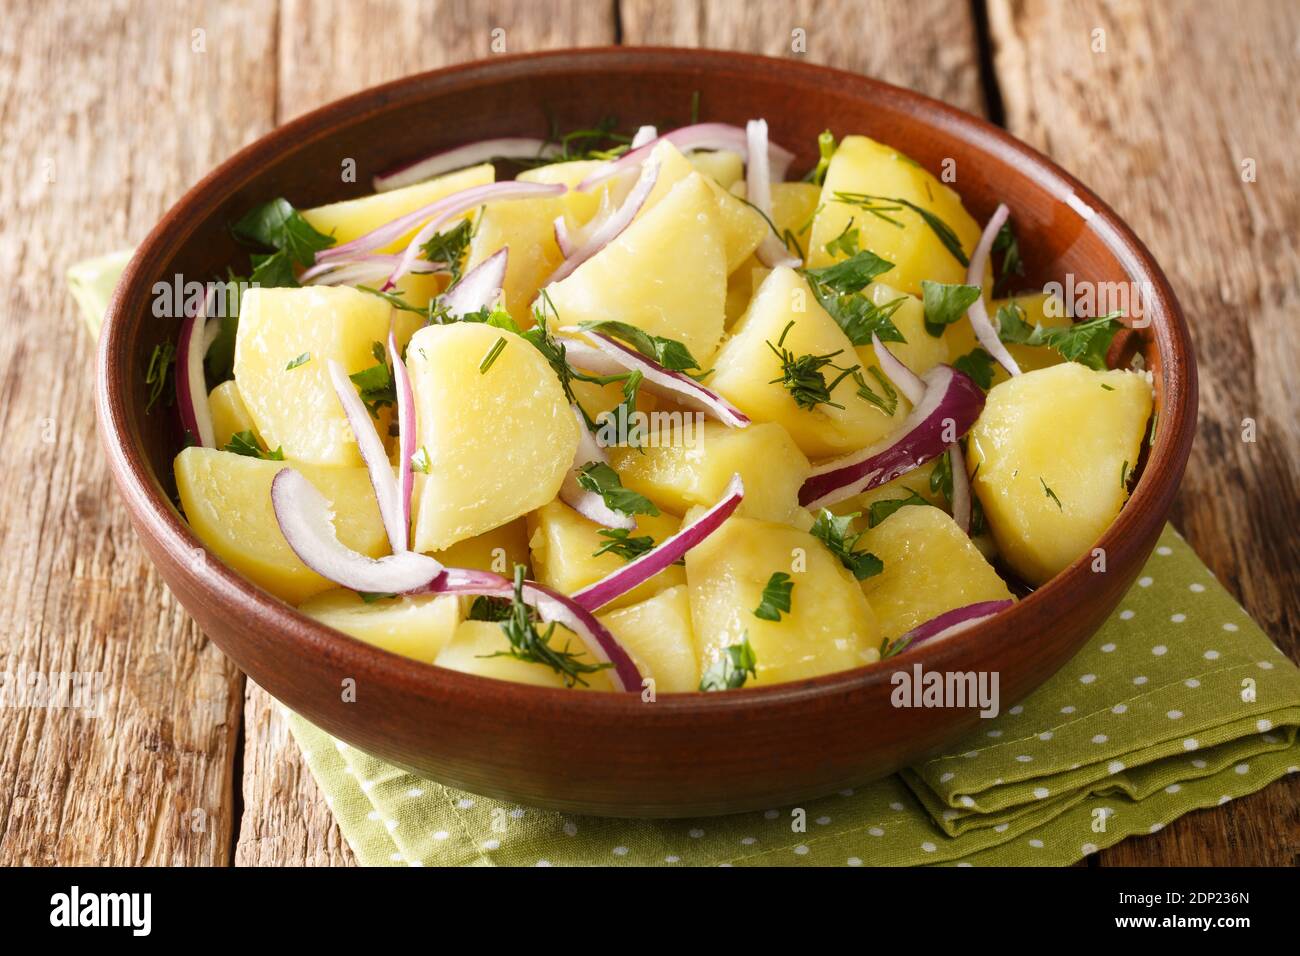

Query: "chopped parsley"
<box><xmin>991</xmin><ymin>221</ymin><xmax>1024</xmax><ymax>297</ymax></box>
<box><xmin>348</xmin><ymin>342</ymin><xmax>396</xmax><ymax>417</ymax></box>
<box><xmin>823</xmin><ymin>218</ymin><xmax>860</xmax><ymax>258</ymax></box>
<box><xmin>767</xmin><ymin>320</ymin><xmax>860</xmax><ymax>411</ymax></box>
<box><xmin>809</xmin><ymin>509</ymin><xmax>884</xmax><ymax>581</ymax></box>
<box><xmin>867</xmin><ymin>490</ymin><xmax>933</xmax><ymax>528</ymax></box>
<box><xmin>466</xmin><ymin>596</ymin><xmax>512</xmax><ymax>622</ymax></box>
<box><xmin>232</xmin><ymin>198</ymin><xmax>335</xmax><ymax>287</ymax></box>
<box><xmin>577</xmin><ymin>320</ymin><xmax>703</xmax><ymax>373</ymax></box>
<box><xmin>593</xmin><ymin>527</ymin><xmax>657</xmax><ymax>562</ymax></box>
<box><xmin>880</xmin><ymin>634</ymin><xmax>913</xmax><ymax>660</ymax></box>
<box><xmin>996</xmin><ymin>303</ymin><xmax>1125</xmax><ymax>371</ymax></box>
<box><xmin>953</xmin><ymin>347</ymin><xmax>996</xmax><ymax>390</ymax></box>
<box><xmin>753</xmin><ymin>572</ymin><xmax>794</xmax><ymax>622</ymax></box>
<box><xmin>480</xmin><ymin>565</ymin><xmax>612</xmax><ymax>687</ymax></box>
<box><xmin>1040</xmin><ymin>477</ymin><xmax>1063</xmax><ymax>510</ymax></box>
<box><xmin>575</xmin><ymin>461</ymin><xmax>660</xmax><ymax>518</ymax></box>
<box><xmin>285</xmin><ymin>352</ymin><xmax>311</xmax><ymax>370</ymax></box>
<box><xmin>800</xmin><ymin>250</ymin><xmax>906</xmax><ymax>345</ymax></box>
<box><xmin>921</xmin><ymin>280</ymin><xmax>983</xmax><ymax>338</ymax></box>
<box><xmin>223</xmin><ymin>430</ymin><xmax>284</xmax><ymax>460</ymax></box>
<box><xmin>144</xmin><ymin>341</ymin><xmax>175</xmax><ymax>412</ymax></box>
<box><xmin>699</xmin><ymin>634</ymin><xmax>759</xmax><ymax>691</ymax></box>
<box><xmin>419</xmin><ymin>218</ymin><xmax>475</xmax><ymax>283</ymax></box>
<box><xmin>410</xmin><ymin>446</ymin><xmax>431</xmax><ymax>474</ymax></box>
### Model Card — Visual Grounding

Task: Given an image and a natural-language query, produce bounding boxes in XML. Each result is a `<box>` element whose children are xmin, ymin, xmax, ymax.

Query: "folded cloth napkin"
<box><xmin>72</xmin><ymin>257</ymin><xmax>1300</xmax><ymax>866</ymax></box>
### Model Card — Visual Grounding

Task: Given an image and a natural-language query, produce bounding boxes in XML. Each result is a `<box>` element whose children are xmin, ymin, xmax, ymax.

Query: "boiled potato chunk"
<box><xmin>710</xmin><ymin>267</ymin><xmax>910</xmax><ymax>459</ymax></box>
<box><xmin>968</xmin><ymin>362</ymin><xmax>1153</xmax><ymax>585</ymax></box>
<box><xmin>853</xmin><ymin>282</ymin><xmax>950</xmax><ymax>377</ymax></box>
<box><xmin>827</xmin><ymin>459</ymin><xmax>943</xmax><ymax>525</ymax></box>
<box><xmin>527</xmin><ymin>499</ymin><xmax>684</xmax><ymax>610</ymax></box>
<box><xmin>608</xmin><ymin>421</ymin><xmax>809</xmax><ymax>525</ymax></box>
<box><xmin>598</xmin><ymin>585</ymin><xmax>699</xmax><ymax>692</ymax></box>
<box><xmin>687</xmin><ymin>513</ymin><xmax>880</xmax><ymax>686</ymax></box>
<box><xmin>233</xmin><ymin>286</ymin><xmax>393</xmax><ymax>466</ymax></box>
<box><xmin>298</xmin><ymin>589</ymin><xmax>460</xmax><ymax>663</ymax></box>
<box><xmin>175</xmin><ymin>446</ymin><xmax>387</xmax><ymax>604</ymax></box>
<box><xmin>689</xmin><ymin>149</ymin><xmax>745</xmax><ymax>190</ymax></box>
<box><xmin>807</xmin><ymin>136</ymin><xmax>981</xmax><ymax>296</ymax></box>
<box><xmin>771</xmin><ymin>182</ymin><xmax>822</xmax><ymax>244</ymax></box>
<box><xmin>857</xmin><ymin>505</ymin><xmax>1014</xmax><ymax>640</ymax></box>
<box><xmin>435</xmin><ymin>620</ymin><xmax>613</xmax><ymax>690</ymax></box>
<box><xmin>518</xmin><ymin>159</ymin><xmax>610</xmax><ymax>229</ymax></box>
<box><xmin>429</xmin><ymin>516</ymin><xmax>531</xmax><ymax>574</ymax></box>
<box><xmin>543</xmin><ymin>173</ymin><xmax>729</xmax><ymax>363</ymax></box>
<box><xmin>207</xmin><ymin>380</ymin><xmax>259</xmax><ymax>450</ymax></box>
<box><xmin>943</xmin><ymin>291</ymin><xmax>1070</xmax><ymax>387</ymax></box>
<box><xmin>641</xmin><ymin>142</ymin><xmax>767</xmax><ymax>272</ymax></box>
<box><xmin>406</xmin><ymin>322</ymin><xmax>577</xmax><ymax>552</ymax></box>
<box><xmin>301</xmin><ymin>163</ymin><xmax>494</xmax><ymax>254</ymax></box>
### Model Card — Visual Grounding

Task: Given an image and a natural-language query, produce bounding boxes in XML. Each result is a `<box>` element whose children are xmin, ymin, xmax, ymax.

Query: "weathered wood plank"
<box><xmin>0</xmin><ymin>0</ymin><xmax>277</xmax><ymax>865</ymax></box>
<box><xmin>232</xmin><ymin>0</ymin><xmax>620</xmax><ymax>866</ymax></box>
<box><xmin>619</xmin><ymin>0</ymin><xmax>986</xmax><ymax>115</ymax></box>
<box><xmin>988</xmin><ymin>0</ymin><xmax>1300</xmax><ymax>866</ymax></box>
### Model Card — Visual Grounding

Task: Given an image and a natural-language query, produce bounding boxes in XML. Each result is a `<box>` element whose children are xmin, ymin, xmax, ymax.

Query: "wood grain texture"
<box><xmin>0</xmin><ymin>0</ymin><xmax>276</xmax><ymax>865</ymax></box>
<box><xmin>987</xmin><ymin>0</ymin><xmax>1300</xmax><ymax>866</ymax></box>
<box><xmin>619</xmin><ymin>0</ymin><xmax>985</xmax><ymax>115</ymax></box>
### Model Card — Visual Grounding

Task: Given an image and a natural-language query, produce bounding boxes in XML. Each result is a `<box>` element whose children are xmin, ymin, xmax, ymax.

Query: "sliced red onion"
<box><xmin>746</xmin><ymin>119</ymin><xmax>801</xmax><ymax>268</ymax></box>
<box><xmin>870</xmin><ymin>332</ymin><xmax>925</xmax><ymax>405</ymax></box>
<box><xmin>317</xmin><ymin>180</ymin><xmax>564</xmax><ymax>266</ymax></box>
<box><xmin>373</xmin><ymin>138</ymin><xmax>562</xmax><ymax>192</ymax></box>
<box><xmin>440</xmin><ymin>247</ymin><xmax>507</xmax><ymax>319</ymax></box>
<box><xmin>558</xmin><ymin>332</ymin><xmax>751</xmax><ymax>429</ymax></box>
<box><xmin>967</xmin><ymin>203</ymin><xmax>1021</xmax><ymax>377</ymax></box>
<box><xmin>553</xmin><ymin>215</ymin><xmax>573</xmax><ymax>258</ymax></box>
<box><xmin>559</xmin><ymin>405</ymin><xmax>635</xmax><ymax>530</ymax></box>
<box><xmin>948</xmin><ymin>440</ymin><xmax>972</xmax><ymax>534</ymax></box>
<box><xmin>176</xmin><ymin>288</ymin><xmax>215</xmax><ymax>448</ymax></box>
<box><xmin>630</xmin><ymin>125</ymin><xmax>658</xmax><ymax>148</ymax></box>
<box><xmin>572</xmin><ymin>473</ymin><xmax>744</xmax><ymax>612</ymax></box>
<box><xmin>327</xmin><ymin>359</ymin><xmax>407</xmax><ymax>553</ymax></box>
<box><xmin>271</xmin><ymin>468</ymin><xmax>442</xmax><ymax>592</ymax></box>
<box><xmin>384</xmin><ymin>181</ymin><xmax>565</xmax><ymax>290</ymax></box>
<box><xmin>388</xmin><ymin>330</ymin><xmax>416</xmax><ymax>545</ymax></box>
<box><xmin>423</xmin><ymin>567</ymin><xmax>642</xmax><ymax>692</ymax></box>
<box><xmin>301</xmin><ymin>254</ymin><xmax>443</xmax><ymax>287</ymax></box>
<box><xmin>799</xmin><ymin>364</ymin><xmax>985</xmax><ymax>510</ymax></box>
<box><xmin>894</xmin><ymin>600</ymin><xmax>1014</xmax><ymax>653</ymax></box>
<box><xmin>577</xmin><ymin>123</ymin><xmax>795</xmax><ymax>192</ymax></box>
<box><xmin>542</xmin><ymin>159</ymin><xmax>658</xmax><ymax>286</ymax></box>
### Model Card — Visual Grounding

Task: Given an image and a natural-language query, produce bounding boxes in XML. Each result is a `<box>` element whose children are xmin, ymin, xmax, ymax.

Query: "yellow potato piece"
<box><xmin>233</xmin><ymin>286</ymin><xmax>393</xmax><ymax>466</ymax></box>
<box><xmin>609</xmin><ymin>420</ymin><xmax>809</xmax><ymax>525</ymax></box>
<box><xmin>543</xmin><ymin>173</ymin><xmax>729</xmax><ymax>363</ymax></box>
<box><xmin>406</xmin><ymin>322</ymin><xmax>577</xmax><ymax>551</ymax></box>
<box><xmin>527</xmin><ymin>499</ymin><xmax>685</xmax><ymax>611</ymax></box>
<box><xmin>435</xmin><ymin>620</ymin><xmax>613</xmax><ymax>690</ymax></box>
<box><xmin>858</xmin><ymin>505</ymin><xmax>1013</xmax><ymax>640</ymax></box>
<box><xmin>968</xmin><ymin>362</ymin><xmax>1153</xmax><ymax>585</ymax></box>
<box><xmin>429</xmin><ymin>517</ymin><xmax>531</xmax><ymax>575</ymax></box>
<box><xmin>301</xmin><ymin>163</ymin><xmax>494</xmax><ymax>254</ymax></box>
<box><xmin>771</xmin><ymin>181</ymin><xmax>822</xmax><ymax>247</ymax></box>
<box><xmin>598</xmin><ymin>585</ymin><xmax>699</xmax><ymax>693</ymax></box>
<box><xmin>852</xmin><ymin>282</ymin><xmax>950</xmax><ymax>378</ymax></box>
<box><xmin>688</xmin><ymin>149</ymin><xmax>744</xmax><ymax>190</ymax></box>
<box><xmin>807</xmin><ymin>136</ymin><xmax>981</xmax><ymax>296</ymax></box>
<box><xmin>174</xmin><ymin>446</ymin><xmax>387</xmax><ymax>604</ymax></box>
<box><xmin>827</xmin><ymin>460</ymin><xmax>943</xmax><ymax>526</ymax></box>
<box><xmin>298</xmin><ymin>589</ymin><xmax>461</xmax><ymax>663</ymax></box>
<box><xmin>207</xmin><ymin>380</ymin><xmax>259</xmax><ymax>451</ymax></box>
<box><xmin>687</xmin><ymin>512</ymin><xmax>880</xmax><ymax>686</ymax></box>
<box><xmin>710</xmin><ymin>266</ymin><xmax>911</xmax><ymax>459</ymax></box>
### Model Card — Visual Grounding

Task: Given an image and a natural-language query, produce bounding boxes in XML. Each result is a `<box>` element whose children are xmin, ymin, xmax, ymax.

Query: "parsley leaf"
<box><xmin>232</xmin><ymin>198</ymin><xmax>335</xmax><ymax>287</ymax></box>
<box><xmin>223</xmin><ymin>430</ymin><xmax>284</xmax><ymax>460</ymax></box>
<box><xmin>809</xmin><ymin>509</ymin><xmax>885</xmax><ymax>581</ymax></box>
<box><xmin>996</xmin><ymin>303</ymin><xmax>1125</xmax><ymax>371</ymax></box>
<box><xmin>286</xmin><ymin>352</ymin><xmax>311</xmax><ymax>370</ymax></box>
<box><xmin>348</xmin><ymin>342</ymin><xmax>396</xmax><ymax>417</ymax></box>
<box><xmin>466</xmin><ymin>596</ymin><xmax>512</xmax><ymax>622</ymax></box>
<box><xmin>575</xmin><ymin>462</ymin><xmax>660</xmax><ymax>518</ymax></box>
<box><xmin>867</xmin><ymin>490</ymin><xmax>933</xmax><ymax>528</ymax></box>
<box><xmin>699</xmin><ymin>634</ymin><xmax>759</xmax><ymax>691</ymax></box>
<box><xmin>952</xmin><ymin>347</ymin><xmax>996</xmax><ymax>390</ymax></box>
<box><xmin>991</xmin><ymin>221</ymin><xmax>1024</xmax><ymax>297</ymax></box>
<box><xmin>823</xmin><ymin>218</ymin><xmax>859</xmax><ymax>258</ymax></box>
<box><xmin>753</xmin><ymin>572</ymin><xmax>794</xmax><ymax>622</ymax></box>
<box><xmin>800</xmin><ymin>251</ymin><xmax>906</xmax><ymax>345</ymax></box>
<box><xmin>577</xmin><ymin>320</ymin><xmax>702</xmax><ymax>373</ymax></box>
<box><xmin>419</xmin><ymin>218</ymin><xmax>475</xmax><ymax>283</ymax></box>
<box><xmin>593</xmin><ymin>527</ymin><xmax>658</xmax><ymax>562</ymax></box>
<box><xmin>921</xmin><ymin>281</ymin><xmax>983</xmax><ymax>337</ymax></box>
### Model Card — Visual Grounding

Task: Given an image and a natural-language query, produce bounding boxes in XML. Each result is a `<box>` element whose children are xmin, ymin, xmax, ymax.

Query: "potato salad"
<box><xmin>166</xmin><ymin>119</ymin><xmax>1153</xmax><ymax>693</ymax></box>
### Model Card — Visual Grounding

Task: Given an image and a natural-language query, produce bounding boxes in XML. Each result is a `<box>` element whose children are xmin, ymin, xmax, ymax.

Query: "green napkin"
<box><xmin>286</xmin><ymin>525</ymin><xmax>1300</xmax><ymax>866</ymax></box>
<box><xmin>72</xmin><ymin>256</ymin><xmax>1300</xmax><ymax>866</ymax></box>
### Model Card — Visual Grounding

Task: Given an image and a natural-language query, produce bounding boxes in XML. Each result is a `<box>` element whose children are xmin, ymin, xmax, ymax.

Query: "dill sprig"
<box><xmin>767</xmin><ymin>320</ymin><xmax>860</xmax><ymax>411</ymax></box>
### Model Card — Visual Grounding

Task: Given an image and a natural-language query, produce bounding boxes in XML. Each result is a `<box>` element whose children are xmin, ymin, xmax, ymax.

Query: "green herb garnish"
<box><xmin>144</xmin><ymin>341</ymin><xmax>176</xmax><ymax>413</ymax></box>
<box><xmin>1040</xmin><ymin>477</ymin><xmax>1063</xmax><ymax>511</ymax></box>
<box><xmin>348</xmin><ymin>342</ymin><xmax>397</xmax><ymax>417</ymax></box>
<box><xmin>853</xmin><ymin>365</ymin><xmax>900</xmax><ymax>416</ymax></box>
<box><xmin>699</xmin><ymin>634</ymin><xmax>758</xmax><ymax>691</ymax></box>
<box><xmin>823</xmin><ymin>218</ymin><xmax>859</xmax><ymax>258</ymax></box>
<box><xmin>467</xmin><ymin>596</ymin><xmax>512</xmax><ymax>622</ymax></box>
<box><xmin>880</xmin><ymin>634</ymin><xmax>913</xmax><ymax>660</ymax></box>
<box><xmin>479</xmin><ymin>335</ymin><xmax>507</xmax><ymax>374</ymax></box>
<box><xmin>921</xmin><ymin>280</ymin><xmax>983</xmax><ymax>337</ymax></box>
<box><xmin>577</xmin><ymin>320</ymin><xmax>702</xmax><ymax>373</ymax></box>
<box><xmin>767</xmin><ymin>320</ymin><xmax>860</xmax><ymax>411</ymax></box>
<box><xmin>286</xmin><ymin>352</ymin><xmax>311</xmax><ymax>370</ymax></box>
<box><xmin>991</xmin><ymin>221</ymin><xmax>1024</xmax><ymax>297</ymax></box>
<box><xmin>831</xmin><ymin>192</ymin><xmax>970</xmax><ymax>267</ymax></box>
<box><xmin>953</xmin><ymin>347</ymin><xmax>996</xmax><ymax>390</ymax></box>
<box><xmin>800</xmin><ymin>251</ymin><xmax>906</xmax><ymax>345</ymax></box>
<box><xmin>809</xmin><ymin>509</ymin><xmax>885</xmax><ymax>581</ymax></box>
<box><xmin>223</xmin><ymin>430</ymin><xmax>284</xmax><ymax>460</ymax></box>
<box><xmin>804</xmin><ymin>130</ymin><xmax>836</xmax><ymax>187</ymax></box>
<box><xmin>867</xmin><ymin>490</ymin><xmax>935</xmax><ymax>528</ymax></box>
<box><xmin>419</xmin><ymin>218</ymin><xmax>475</xmax><ymax>283</ymax></box>
<box><xmin>410</xmin><ymin>446</ymin><xmax>431</xmax><ymax>474</ymax></box>
<box><xmin>232</xmin><ymin>198</ymin><xmax>335</xmax><ymax>287</ymax></box>
<box><xmin>593</xmin><ymin>527</ymin><xmax>657</xmax><ymax>562</ymax></box>
<box><xmin>996</xmin><ymin>303</ymin><xmax>1124</xmax><ymax>371</ymax></box>
<box><xmin>575</xmin><ymin>461</ymin><xmax>659</xmax><ymax>518</ymax></box>
<box><xmin>753</xmin><ymin>572</ymin><xmax>794</xmax><ymax>622</ymax></box>
<box><xmin>358</xmin><ymin>591</ymin><xmax>397</xmax><ymax>604</ymax></box>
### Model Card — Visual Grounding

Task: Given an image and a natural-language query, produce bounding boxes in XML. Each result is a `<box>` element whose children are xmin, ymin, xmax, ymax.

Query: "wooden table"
<box><xmin>2</xmin><ymin>0</ymin><xmax>1296</xmax><ymax>866</ymax></box>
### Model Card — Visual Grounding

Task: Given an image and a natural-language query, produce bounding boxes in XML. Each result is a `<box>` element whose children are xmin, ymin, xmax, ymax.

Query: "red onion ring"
<box><xmin>270</xmin><ymin>468</ymin><xmax>443</xmax><ymax>593</ymax></box>
<box><xmin>559</xmin><ymin>405</ymin><xmax>636</xmax><ymax>530</ymax></box>
<box><xmin>300</xmin><ymin>254</ymin><xmax>443</xmax><ymax>287</ymax></box>
<box><xmin>894</xmin><ymin>600</ymin><xmax>1014</xmax><ymax>652</ymax></box>
<box><xmin>572</xmin><ymin>473</ymin><xmax>744</xmax><ymax>612</ymax></box>
<box><xmin>421</xmin><ymin>567</ymin><xmax>643</xmax><ymax>692</ymax></box>
<box><xmin>327</xmin><ymin>359</ymin><xmax>407</xmax><ymax>553</ymax></box>
<box><xmin>948</xmin><ymin>440</ymin><xmax>972</xmax><ymax>534</ymax></box>
<box><xmin>966</xmin><ymin>203</ymin><xmax>1021</xmax><ymax>377</ymax></box>
<box><xmin>176</xmin><ymin>287</ymin><xmax>215</xmax><ymax>448</ymax></box>
<box><xmin>799</xmin><ymin>365</ymin><xmax>985</xmax><ymax>510</ymax></box>
<box><xmin>558</xmin><ymin>332</ymin><xmax>751</xmax><ymax>428</ymax></box>
<box><xmin>373</xmin><ymin>138</ymin><xmax>562</xmax><ymax>192</ymax></box>
<box><xmin>577</xmin><ymin>122</ymin><xmax>795</xmax><ymax>192</ymax></box>
<box><xmin>388</xmin><ymin>330</ymin><xmax>416</xmax><ymax>546</ymax></box>
<box><xmin>441</xmin><ymin>247</ymin><xmax>508</xmax><ymax>319</ymax></box>
<box><xmin>542</xmin><ymin>159</ymin><xmax>659</xmax><ymax>286</ymax></box>
<box><xmin>630</xmin><ymin>125</ymin><xmax>658</xmax><ymax>148</ymax></box>
<box><xmin>745</xmin><ymin>119</ymin><xmax>801</xmax><ymax>268</ymax></box>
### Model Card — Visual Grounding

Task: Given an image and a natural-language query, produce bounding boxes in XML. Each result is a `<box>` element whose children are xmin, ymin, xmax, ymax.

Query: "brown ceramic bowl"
<box><xmin>97</xmin><ymin>48</ymin><xmax>1196</xmax><ymax>817</ymax></box>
